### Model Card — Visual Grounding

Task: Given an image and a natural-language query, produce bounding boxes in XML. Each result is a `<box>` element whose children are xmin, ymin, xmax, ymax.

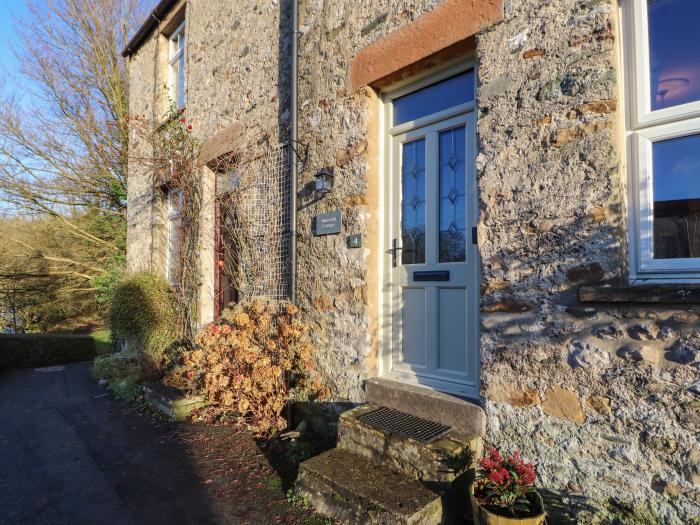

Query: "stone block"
<box><xmin>522</xmin><ymin>48</ymin><xmax>545</xmax><ymax>59</ymax></box>
<box><xmin>296</xmin><ymin>448</ymin><xmax>443</xmax><ymax>525</ymax></box>
<box><xmin>481</xmin><ymin>297</ymin><xmax>535</xmax><ymax>313</ymax></box>
<box><xmin>593</xmin><ymin>322</ymin><xmax>623</xmax><ymax>341</ymax></box>
<box><xmin>364</xmin><ymin>378</ymin><xmax>486</xmax><ymax>436</ymax></box>
<box><xmin>484</xmin><ymin>379</ymin><xmax>540</xmax><ymax>407</ymax></box>
<box><xmin>666</xmin><ymin>333</ymin><xmax>700</xmax><ymax>364</ymax></box>
<box><xmin>617</xmin><ymin>344</ymin><xmax>662</xmax><ymax>366</ymax></box>
<box><xmin>566</xmin><ymin>263</ymin><xmax>605</xmax><ymax>284</ymax></box>
<box><xmin>586</xmin><ymin>396</ymin><xmax>612</xmax><ymax>415</ymax></box>
<box><xmin>542</xmin><ymin>386</ymin><xmax>585</xmax><ymax>425</ymax></box>
<box><xmin>350</xmin><ymin>0</ymin><xmax>504</xmax><ymax>91</ymax></box>
<box><xmin>628</xmin><ymin>323</ymin><xmax>658</xmax><ymax>341</ymax></box>
<box><xmin>568</xmin><ymin>341</ymin><xmax>610</xmax><ymax>369</ymax></box>
<box><xmin>142</xmin><ymin>382</ymin><xmax>208</xmax><ymax>421</ymax></box>
<box><xmin>337</xmin><ymin>404</ymin><xmax>481</xmax><ymax>486</ymax></box>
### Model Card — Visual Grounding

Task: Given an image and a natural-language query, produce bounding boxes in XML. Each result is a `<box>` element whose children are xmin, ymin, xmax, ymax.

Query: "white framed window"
<box><xmin>168</xmin><ymin>21</ymin><xmax>186</xmax><ymax>109</ymax></box>
<box><xmin>623</xmin><ymin>0</ymin><xmax>700</xmax><ymax>281</ymax></box>
<box><xmin>166</xmin><ymin>188</ymin><xmax>183</xmax><ymax>286</ymax></box>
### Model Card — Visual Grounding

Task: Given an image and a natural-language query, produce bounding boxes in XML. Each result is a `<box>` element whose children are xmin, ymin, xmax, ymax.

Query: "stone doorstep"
<box><xmin>338</xmin><ymin>404</ymin><xmax>482</xmax><ymax>487</ymax></box>
<box><xmin>364</xmin><ymin>378</ymin><xmax>486</xmax><ymax>436</ymax></box>
<box><xmin>142</xmin><ymin>382</ymin><xmax>208</xmax><ymax>421</ymax></box>
<box><xmin>296</xmin><ymin>448</ymin><xmax>443</xmax><ymax>525</ymax></box>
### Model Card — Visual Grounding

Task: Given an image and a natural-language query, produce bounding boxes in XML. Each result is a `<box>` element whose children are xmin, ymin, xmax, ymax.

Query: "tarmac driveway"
<box><xmin>0</xmin><ymin>362</ymin><xmax>326</xmax><ymax>525</ymax></box>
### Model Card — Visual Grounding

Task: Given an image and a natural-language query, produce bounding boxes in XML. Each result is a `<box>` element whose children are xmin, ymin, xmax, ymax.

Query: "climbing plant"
<box><xmin>130</xmin><ymin>108</ymin><xmax>202</xmax><ymax>339</ymax></box>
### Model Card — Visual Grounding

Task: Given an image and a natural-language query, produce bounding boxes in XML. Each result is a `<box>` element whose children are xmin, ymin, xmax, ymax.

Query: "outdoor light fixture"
<box><xmin>315</xmin><ymin>168</ymin><xmax>334</xmax><ymax>196</ymax></box>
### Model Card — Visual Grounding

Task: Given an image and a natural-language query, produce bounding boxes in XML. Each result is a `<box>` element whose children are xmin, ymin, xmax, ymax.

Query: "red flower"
<box><xmin>479</xmin><ymin>457</ymin><xmax>495</xmax><ymax>470</ymax></box>
<box><xmin>180</xmin><ymin>117</ymin><xmax>186</xmax><ymax>123</ymax></box>
<box><xmin>210</xmin><ymin>324</ymin><xmax>219</xmax><ymax>333</ymax></box>
<box><xmin>488</xmin><ymin>467</ymin><xmax>511</xmax><ymax>486</ymax></box>
<box><xmin>187</xmin><ymin>125</ymin><xmax>192</xmax><ymax>130</ymax></box>
<box><xmin>488</xmin><ymin>447</ymin><xmax>504</xmax><ymax>463</ymax></box>
<box><xmin>476</xmin><ymin>447</ymin><xmax>537</xmax><ymax>515</ymax></box>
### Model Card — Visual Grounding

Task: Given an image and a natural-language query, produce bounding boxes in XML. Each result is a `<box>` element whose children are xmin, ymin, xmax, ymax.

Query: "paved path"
<box><xmin>0</xmin><ymin>362</ymin><xmax>326</xmax><ymax>525</ymax></box>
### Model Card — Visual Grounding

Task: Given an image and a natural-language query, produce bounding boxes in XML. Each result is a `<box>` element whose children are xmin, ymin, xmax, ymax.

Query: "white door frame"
<box><xmin>378</xmin><ymin>60</ymin><xmax>480</xmax><ymax>398</ymax></box>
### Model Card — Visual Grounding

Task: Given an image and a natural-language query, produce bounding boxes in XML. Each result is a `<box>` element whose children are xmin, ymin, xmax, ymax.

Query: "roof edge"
<box><xmin>121</xmin><ymin>0</ymin><xmax>180</xmax><ymax>58</ymax></box>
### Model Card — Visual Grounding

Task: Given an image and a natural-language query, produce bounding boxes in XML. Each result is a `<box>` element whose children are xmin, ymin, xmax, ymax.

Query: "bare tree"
<box><xmin>0</xmin><ymin>0</ymin><xmax>145</xmax><ymax>316</ymax></box>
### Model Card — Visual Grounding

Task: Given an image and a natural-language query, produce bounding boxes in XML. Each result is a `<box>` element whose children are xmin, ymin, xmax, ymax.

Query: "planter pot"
<box><xmin>470</xmin><ymin>483</ymin><xmax>546</xmax><ymax>525</ymax></box>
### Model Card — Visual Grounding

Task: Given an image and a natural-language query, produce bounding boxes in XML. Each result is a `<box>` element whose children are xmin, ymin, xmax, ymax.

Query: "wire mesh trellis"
<box><xmin>216</xmin><ymin>142</ymin><xmax>291</xmax><ymax>303</ymax></box>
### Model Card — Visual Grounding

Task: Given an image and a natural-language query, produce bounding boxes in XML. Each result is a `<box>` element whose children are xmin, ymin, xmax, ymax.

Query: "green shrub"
<box><xmin>108</xmin><ymin>271</ymin><xmax>177</xmax><ymax>375</ymax></box>
<box><xmin>92</xmin><ymin>272</ymin><xmax>177</xmax><ymax>400</ymax></box>
<box><xmin>91</xmin><ymin>329</ymin><xmax>113</xmax><ymax>356</ymax></box>
<box><xmin>92</xmin><ymin>348</ymin><xmax>142</xmax><ymax>382</ymax></box>
<box><xmin>0</xmin><ymin>334</ymin><xmax>96</xmax><ymax>371</ymax></box>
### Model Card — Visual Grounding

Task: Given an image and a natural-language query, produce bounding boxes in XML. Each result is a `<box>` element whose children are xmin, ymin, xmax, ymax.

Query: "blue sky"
<box><xmin>0</xmin><ymin>0</ymin><xmax>30</xmax><ymax>76</ymax></box>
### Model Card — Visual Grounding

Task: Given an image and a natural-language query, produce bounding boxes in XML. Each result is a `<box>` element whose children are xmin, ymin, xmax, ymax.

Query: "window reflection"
<box><xmin>393</xmin><ymin>71</ymin><xmax>474</xmax><ymax>126</ymax></box>
<box><xmin>401</xmin><ymin>139</ymin><xmax>426</xmax><ymax>265</ymax></box>
<box><xmin>648</xmin><ymin>0</ymin><xmax>700</xmax><ymax>110</ymax></box>
<box><xmin>653</xmin><ymin>134</ymin><xmax>700</xmax><ymax>259</ymax></box>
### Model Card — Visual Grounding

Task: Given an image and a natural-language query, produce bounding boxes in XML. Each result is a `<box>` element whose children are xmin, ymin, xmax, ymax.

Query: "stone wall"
<box><xmin>125</xmin><ymin>0</ymin><xmax>700</xmax><ymax>521</ymax></box>
<box><xmin>476</xmin><ymin>0</ymin><xmax>699</xmax><ymax>522</ymax></box>
<box><xmin>126</xmin><ymin>0</ymin><xmax>291</xmax><ymax>325</ymax></box>
<box><xmin>295</xmin><ymin>0</ymin><xmax>447</xmax><ymax>402</ymax></box>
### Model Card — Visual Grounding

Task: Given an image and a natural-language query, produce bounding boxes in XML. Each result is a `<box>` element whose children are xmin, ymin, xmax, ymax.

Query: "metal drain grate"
<box><xmin>357</xmin><ymin>407</ymin><xmax>452</xmax><ymax>443</ymax></box>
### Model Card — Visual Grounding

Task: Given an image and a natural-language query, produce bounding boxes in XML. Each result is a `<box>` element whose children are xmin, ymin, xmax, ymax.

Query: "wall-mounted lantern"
<box><xmin>314</xmin><ymin>168</ymin><xmax>334</xmax><ymax>196</ymax></box>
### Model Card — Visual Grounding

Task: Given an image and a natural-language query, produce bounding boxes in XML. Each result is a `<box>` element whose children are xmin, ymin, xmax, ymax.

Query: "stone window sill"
<box><xmin>579</xmin><ymin>285</ymin><xmax>700</xmax><ymax>304</ymax></box>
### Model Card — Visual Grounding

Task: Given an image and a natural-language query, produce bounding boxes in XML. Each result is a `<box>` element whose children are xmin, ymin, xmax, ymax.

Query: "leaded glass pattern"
<box><xmin>401</xmin><ymin>139</ymin><xmax>425</xmax><ymax>264</ymax></box>
<box><xmin>438</xmin><ymin>127</ymin><xmax>466</xmax><ymax>262</ymax></box>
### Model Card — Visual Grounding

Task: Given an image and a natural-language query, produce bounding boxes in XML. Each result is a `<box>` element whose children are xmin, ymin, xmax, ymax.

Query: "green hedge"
<box><xmin>0</xmin><ymin>334</ymin><xmax>96</xmax><ymax>371</ymax></box>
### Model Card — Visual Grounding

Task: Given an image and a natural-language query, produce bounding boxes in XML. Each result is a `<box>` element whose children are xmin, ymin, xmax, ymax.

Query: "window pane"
<box><xmin>401</xmin><ymin>139</ymin><xmax>425</xmax><ymax>265</ymax></box>
<box><xmin>178</xmin><ymin>53</ymin><xmax>186</xmax><ymax>108</ymax></box>
<box><xmin>393</xmin><ymin>71</ymin><xmax>474</xmax><ymax>126</ymax></box>
<box><xmin>439</xmin><ymin>127</ymin><xmax>466</xmax><ymax>262</ymax></box>
<box><xmin>653</xmin><ymin>133</ymin><xmax>700</xmax><ymax>259</ymax></box>
<box><xmin>648</xmin><ymin>0</ymin><xmax>700</xmax><ymax>110</ymax></box>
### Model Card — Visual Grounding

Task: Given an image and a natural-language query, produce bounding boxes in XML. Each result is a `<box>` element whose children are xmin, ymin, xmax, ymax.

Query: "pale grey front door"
<box><xmin>384</xmin><ymin>65</ymin><xmax>479</xmax><ymax>397</ymax></box>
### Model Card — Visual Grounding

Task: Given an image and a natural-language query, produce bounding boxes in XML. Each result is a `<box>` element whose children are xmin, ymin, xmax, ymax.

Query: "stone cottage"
<box><xmin>123</xmin><ymin>0</ymin><xmax>700</xmax><ymax>522</ymax></box>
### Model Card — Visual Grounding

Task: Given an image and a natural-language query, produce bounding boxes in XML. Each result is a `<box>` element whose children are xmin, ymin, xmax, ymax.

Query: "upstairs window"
<box><xmin>168</xmin><ymin>21</ymin><xmax>186</xmax><ymax>109</ymax></box>
<box><xmin>624</xmin><ymin>0</ymin><xmax>700</xmax><ymax>280</ymax></box>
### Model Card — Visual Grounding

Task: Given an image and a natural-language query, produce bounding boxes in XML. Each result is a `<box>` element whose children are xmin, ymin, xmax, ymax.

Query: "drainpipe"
<box><xmin>289</xmin><ymin>0</ymin><xmax>298</xmax><ymax>304</ymax></box>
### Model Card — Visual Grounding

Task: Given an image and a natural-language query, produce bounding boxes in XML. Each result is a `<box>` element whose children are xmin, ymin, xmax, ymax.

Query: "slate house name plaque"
<box><xmin>315</xmin><ymin>211</ymin><xmax>342</xmax><ymax>236</ymax></box>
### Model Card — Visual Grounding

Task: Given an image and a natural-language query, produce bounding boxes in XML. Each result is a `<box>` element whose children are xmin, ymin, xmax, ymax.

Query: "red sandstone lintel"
<box><xmin>350</xmin><ymin>0</ymin><xmax>504</xmax><ymax>92</ymax></box>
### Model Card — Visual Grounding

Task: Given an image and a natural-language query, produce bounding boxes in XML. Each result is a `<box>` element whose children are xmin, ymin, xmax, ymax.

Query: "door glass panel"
<box><xmin>401</xmin><ymin>139</ymin><xmax>425</xmax><ymax>264</ymax></box>
<box><xmin>648</xmin><ymin>0</ymin><xmax>700</xmax><ymax>110</ymax></box>
<box><xmin>439</xmin><ymin>127</ymin><xmax>466</xmax><ymax>262</ymax></box>
<box><xmin>393</xmin><ymin>71</ymin><xmax>474</xmax><ymax>126</ymax></box>
<box><xmin>652</xmin><ymin>133</ymin><xmax>700</xmax><ymax>259</ymax></box>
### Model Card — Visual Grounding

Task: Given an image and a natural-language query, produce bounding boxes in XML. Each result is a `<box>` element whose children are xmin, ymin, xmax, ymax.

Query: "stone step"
<box><xmin>337</xmin><ymin>404</ymin><xmax>482</xmax><ymax>489</ymax></box>
<box><xmin>296</xmin><ymin>448</ymin><xmax>443</xmax><ymax>525</ymax></box>
<box><xmin>142</xmin><ymin>381</ymin><xmax>208</xmax><ymax>421</ymax></box>
<box><xmin>364</xmin><ymin>377</ymin><xmax>486</xmax><ymax>436</ymax></box>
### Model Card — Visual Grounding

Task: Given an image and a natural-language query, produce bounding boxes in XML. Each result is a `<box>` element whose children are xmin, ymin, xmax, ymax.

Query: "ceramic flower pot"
<box><xmin>470</xmin><ymin>482</ymin><xmax>546</xmax><ymax>525</ymax></box>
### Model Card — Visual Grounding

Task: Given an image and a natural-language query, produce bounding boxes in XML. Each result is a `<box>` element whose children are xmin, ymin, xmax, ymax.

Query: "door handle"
<box><xmin>387</xmin><ymin>238</ymin><xmax>403</xmax><ymax>267</ymax></box>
